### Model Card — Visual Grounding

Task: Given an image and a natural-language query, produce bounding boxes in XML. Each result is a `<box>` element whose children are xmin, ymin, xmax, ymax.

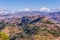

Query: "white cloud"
<box><xmin>0</xmin><ymin>9</ymin><xmax>5</xmax><ymax>13</ymax></box>
<box><xmin>40</xmin><ymin>7</ymin><xmax>52</xmax><ymax>12</ymax></box>
<box><xmin>0</xmin><ymin>9</ymin><xmax>10</xmax><ymax>15</ymax></box>
<box><xmin>18</xmin><ymin>8</ymin><xmax>30</xmax><ymax>12</ymax></box>
<box><xmin>55</xmin><ymin>7</ymin><xmax>60</xmax><ymax>11</ymax></box>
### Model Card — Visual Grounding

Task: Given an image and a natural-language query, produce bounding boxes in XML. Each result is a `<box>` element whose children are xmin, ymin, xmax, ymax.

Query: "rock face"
<box><xmin>0</xmin><ymin>15</ymin><xmax>60</xmax><ymax>40</ymax></box>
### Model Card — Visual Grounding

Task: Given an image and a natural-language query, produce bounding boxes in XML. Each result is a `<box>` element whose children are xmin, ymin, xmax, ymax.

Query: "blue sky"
<box><xmin>0</xmin><ymin>0</ymin><xmax>60</xmax><ymax>11</ymax></box>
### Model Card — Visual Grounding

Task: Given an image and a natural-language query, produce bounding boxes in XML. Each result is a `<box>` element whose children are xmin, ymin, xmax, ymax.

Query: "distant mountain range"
<box><xmin>0</xmin><ymin>7</ymin><xmax>60</xmax><ymax>23</ymax></box>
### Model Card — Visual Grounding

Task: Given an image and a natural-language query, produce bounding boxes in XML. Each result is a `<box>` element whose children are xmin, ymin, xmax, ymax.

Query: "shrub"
<box><xmin>48</xmin><ymin>29</ymin><xmax>60</xmax><ymax>37</ymax></box>
<box><xmin>32</xmin><ymin>26</ymin><xmax>40</xmax><ymax>35</ymax></box>
<box><xmin>45</xmin><ymin>20</ymin><xmax>54</xmax><ymax>24</ymax></box>
<box><xmin>0</xmin><ymin>32</ymin><xmax>9</xmax><ymax>40</ymax></box>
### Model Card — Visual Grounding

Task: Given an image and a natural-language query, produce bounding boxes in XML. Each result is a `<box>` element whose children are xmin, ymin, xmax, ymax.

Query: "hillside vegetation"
<box><xmin>0</xmin><ymin>15</ymin><xmax>60</xmax><ymax>40</ymax></box>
